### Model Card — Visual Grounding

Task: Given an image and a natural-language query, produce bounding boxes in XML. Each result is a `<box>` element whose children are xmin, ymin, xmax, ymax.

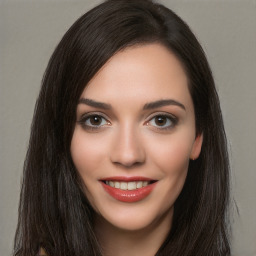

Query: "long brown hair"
<box><xmin>14</xmin><ymin>0</ymin><xmax>230</xmax><ymax>255</ymax></box>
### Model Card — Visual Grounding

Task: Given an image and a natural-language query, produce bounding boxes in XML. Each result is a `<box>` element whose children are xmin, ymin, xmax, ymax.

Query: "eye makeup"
<box><xmin>145</xmin><ymin>112</ymin><xmax>179</xmax><ymax>132</ymax></box>
<box><xmin>78</xmin><ymin>112</ymin><xmax>111</xmax><ymax>131</ymax></box>
<box><xmin>77</xmin><ymin>110</ymin><xmax>179</xmax><ymax>133</ymax></box>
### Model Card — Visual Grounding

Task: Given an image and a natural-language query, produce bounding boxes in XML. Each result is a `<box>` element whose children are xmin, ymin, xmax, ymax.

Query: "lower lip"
<box><xmin>101</xmin><ymin>182</ymin><xmax>157</xmax><ymax>203</ymax></box>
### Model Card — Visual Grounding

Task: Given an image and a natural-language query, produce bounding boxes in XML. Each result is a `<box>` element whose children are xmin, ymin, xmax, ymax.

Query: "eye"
<box><xmin>78</xmin><ymin>114</ymin><xmax>110</xmax><ymax>130</ymax></box>
<box><xmin>86</xmin><ymin>115</ymin><xmax>107</xmax><ymax>126</ymax></box>
<box><xmin>147</xmin><ymin>114</ymin><xmax>177</xmax><ymax>130</ymax></box>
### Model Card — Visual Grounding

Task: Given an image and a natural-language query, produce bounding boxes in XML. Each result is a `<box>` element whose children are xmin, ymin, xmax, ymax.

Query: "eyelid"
<box><xmin>144</xmin><ymin>112</ymin><xmax>178</xmax><ymax>129</ymax></box>
<box><xmin>145</xmin><ymin>111</ymin><xmax>177</xmax><ymax>121</ymax></box>
<box><xmin>78</xmin><ymin>111</ymin><xmax>110</xmax><ymax>121</ymax></box>
<box><xmin>78</xmin><ymin>112</ymin><xmax>111</xmax><ymax>130</ymax></box>
<box><xmin>77</xmin><ymin>111</ymin><xmax>178</xmax><ymax>131</ymax></box>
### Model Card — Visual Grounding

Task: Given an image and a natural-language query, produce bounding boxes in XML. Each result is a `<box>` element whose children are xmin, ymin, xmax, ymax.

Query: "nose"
<box><xmin>110</xmin><ymin>125</ymin><xmax>146</xmax><ymax>168</ymax></box>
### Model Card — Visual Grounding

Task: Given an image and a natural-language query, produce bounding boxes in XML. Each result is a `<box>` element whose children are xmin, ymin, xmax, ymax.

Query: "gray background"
<box><xmin>1</xmin><ymin>0</ymin><xmax>255</xmax><ymax>255</ymax></box>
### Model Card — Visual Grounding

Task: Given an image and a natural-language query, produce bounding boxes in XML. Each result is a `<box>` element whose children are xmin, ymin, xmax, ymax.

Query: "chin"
<box><xmin>94</xmin><ymin>201</ymin><xmax>174</xmax><ymax>233</ymax></box>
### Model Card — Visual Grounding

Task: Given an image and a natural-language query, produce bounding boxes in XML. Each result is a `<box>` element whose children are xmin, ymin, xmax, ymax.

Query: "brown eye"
<box><xmin>89</xmin><ymin>116</ymin><xmax>103</xmax><ymax>126</ymax></box>
<box><xmin>79</xmin><ymin>114</ymin><xmax>109</xmax><ymax>129</ymax></box>
<box><xmin>147</xmin><ymin>114</ymin><xmax>177</xmax><ymax>130</ymax></box>
<box><xmin>154</xmin><ymin>116</ymin><xmax>167</xmax><ymax>126</ymax></box>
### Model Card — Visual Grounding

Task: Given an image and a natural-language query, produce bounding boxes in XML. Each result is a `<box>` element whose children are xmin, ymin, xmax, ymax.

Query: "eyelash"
<box><xmin>145</xmin><ymin>113</ymin><xmax>178</xmax><ymax>131</ymax></box>
<box><xmin>78</xmin><ymin>112</ymin><xmax>110</xmax><ymax>131</ymax></box>
<box><xmin>78</xmin><ymin>112</ymin><xmax>178</xmax><ymax>131</ymax></box>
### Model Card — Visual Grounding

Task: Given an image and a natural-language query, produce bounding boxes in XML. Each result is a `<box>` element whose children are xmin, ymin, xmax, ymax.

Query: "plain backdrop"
<box><xmin>1</xmin><ymin>0</ymin><xmax>256</xmax><ymax>255</ymax></box>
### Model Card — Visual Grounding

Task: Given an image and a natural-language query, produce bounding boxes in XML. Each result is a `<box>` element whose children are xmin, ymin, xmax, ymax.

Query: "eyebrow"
<box><xmin>78</xmin><ymin>98</ymin><xmax>185</xmax><ymax>111</ymax></box>
<box><xmin>78</xmin><ymin>98</ymin><xmax>112</xmax><ymax>109</ymax></box>
<box><xmin>143</xmin><ymin>99</ymin><xmax>186</xmax><ymax>110</ymax></box>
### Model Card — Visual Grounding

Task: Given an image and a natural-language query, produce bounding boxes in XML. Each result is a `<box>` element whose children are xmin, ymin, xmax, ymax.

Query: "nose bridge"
<box><xmin>110</xmin><ymin>121</ymin><xmax>145</xmax><ymax>167</ymax></box>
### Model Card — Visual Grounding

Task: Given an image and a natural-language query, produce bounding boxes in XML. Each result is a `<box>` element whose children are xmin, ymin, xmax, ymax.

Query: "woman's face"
<box><xmin>71</xmin><ymin>43</ymin><xmax>203</xmax><ymax>232</ymax></box>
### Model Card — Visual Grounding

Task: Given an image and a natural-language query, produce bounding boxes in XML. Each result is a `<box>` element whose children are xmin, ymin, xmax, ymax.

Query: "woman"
<box><xmin>14</xmin><ymin>0</ymin><xmax>231</xmax><ymax>255</ymax></box>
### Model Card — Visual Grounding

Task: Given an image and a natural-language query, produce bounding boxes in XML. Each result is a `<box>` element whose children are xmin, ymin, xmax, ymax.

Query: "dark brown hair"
<box><xmin>14</xmin><ymin>0</ymin><xmax>230</xmax><ymax>255</ymax></box>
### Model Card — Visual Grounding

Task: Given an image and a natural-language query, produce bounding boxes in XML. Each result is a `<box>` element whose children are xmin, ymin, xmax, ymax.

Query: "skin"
<box><xmin>71</xmin><ymin>43</ymin><xmax>203</xmax><ymax>256</ymax></box>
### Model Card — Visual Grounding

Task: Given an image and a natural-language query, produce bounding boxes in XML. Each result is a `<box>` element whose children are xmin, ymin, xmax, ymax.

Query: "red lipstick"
<box><xmin>100</xmin><ymin>177</ymin><xmax>157</xmax><ymax>203</ymax></box>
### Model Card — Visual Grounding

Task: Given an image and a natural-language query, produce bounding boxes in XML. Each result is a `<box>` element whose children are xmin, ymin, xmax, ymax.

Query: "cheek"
<box><xmin>148</xmin><ymin>133</ymin><xmax>194</xmax><ymax>181</ymax></box>
<box><xmin>151</xmin><ymin>137</ymin><xmax>192</xmax><ymax>208</ymax></box>
<box><xmin>163</xmin><ymin>142</ymin><xmax>190</xmax><ymax>169</ymax></box>
<box><xmin>70</xmin><ymin>130</ymin><xmax>107</xmax><ymax>180</ymax></box>
<box><xmin>151</xmin><ymin>132</ymin><xmax>193</xmax><ymax>172</ymax></box>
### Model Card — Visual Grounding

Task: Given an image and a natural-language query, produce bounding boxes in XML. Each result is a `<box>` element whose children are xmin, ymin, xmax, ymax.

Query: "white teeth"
<box><xmin>136</xmin><ymin>181</ymin><xmax>143</xmax><ymax>189</ymax></box>
<box><xmin>143</xmin><ymin>181</ymin><xmax>148</xmax><ymax>187</ymax></box>
<box><xmin>128</xmin><ymin>182</ymin><xmax>136</xmax><ymax>190</ymax></box>
<box><xmin>114</xmin><ymin>181</ymin><xmax>120</xmax><ymax>188</ymax></box>
<box><xmin>106</xmin><ymin>181</ymin><xmax>150</xmax><ymax>190</ymax></box>
<box><xmin>120</xmin><ymin>182</ymin><xmax>127</xmax><ymax>190</ymax></box>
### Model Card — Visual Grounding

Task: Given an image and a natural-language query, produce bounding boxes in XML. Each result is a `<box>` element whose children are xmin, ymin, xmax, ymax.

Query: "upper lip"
<box><xmin>100</xmin><ymin>176</ymin><xmax>156</xmax><ymax>182</ymax></box>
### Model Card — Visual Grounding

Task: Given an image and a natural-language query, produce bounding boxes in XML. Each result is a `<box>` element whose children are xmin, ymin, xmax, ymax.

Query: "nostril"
<box><xmin>110</xmin><ymin>135</ymin><xmax>146</xmax><ymax>167</ymax></box>
<box><xmin>112</xmin><ymin>160</ymin><xmax>144</xmax><ymax>169</ymax></box>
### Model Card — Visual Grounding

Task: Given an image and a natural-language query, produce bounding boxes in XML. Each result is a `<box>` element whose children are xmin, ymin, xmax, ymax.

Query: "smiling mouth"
<box><xmin>100</xmin><ymin>178</ymin><xmax>157</xmax><ymax>202</ymax></box>
<box><xmin>103</xmin><ymin>180</ymin><xmax>156</xmax><ymax>191</ymax></box>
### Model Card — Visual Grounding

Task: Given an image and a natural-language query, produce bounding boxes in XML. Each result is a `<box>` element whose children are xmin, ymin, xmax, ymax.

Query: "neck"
<box><xmin>94</xmin><ymin>209</ymin><xmax>173</xmax><ymax>256</ymax></box>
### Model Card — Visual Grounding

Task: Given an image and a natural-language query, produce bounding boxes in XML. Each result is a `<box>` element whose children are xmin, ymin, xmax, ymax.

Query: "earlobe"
<box><xmin>190</xmin><ymin>133</ymin><xmax>203</xmax><ymax>160</ymax></box>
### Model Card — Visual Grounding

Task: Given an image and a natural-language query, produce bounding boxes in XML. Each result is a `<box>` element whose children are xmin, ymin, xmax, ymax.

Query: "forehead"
<box><xmin>81</xmin><ymin>43</ymin><xmax>192</xmax><ymax>111</ymax></box>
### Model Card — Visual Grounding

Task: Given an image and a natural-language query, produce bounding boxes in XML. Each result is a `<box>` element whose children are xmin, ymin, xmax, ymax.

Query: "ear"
<box><xmin>190</xmin><ymin>133</ymin><xmax>203</xmax><ymax>160</ymax></box>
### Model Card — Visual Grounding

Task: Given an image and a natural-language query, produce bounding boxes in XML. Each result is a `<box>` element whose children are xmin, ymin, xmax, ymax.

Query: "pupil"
<box><xmin>156</xmin><ymin>116</ymin><xmax>166</xmax><ymax>126</ymax></box>
<box><xmin>90</xmin><ymin>116</ymin><xmax>101</xmax><ymax>125</ymax></box>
